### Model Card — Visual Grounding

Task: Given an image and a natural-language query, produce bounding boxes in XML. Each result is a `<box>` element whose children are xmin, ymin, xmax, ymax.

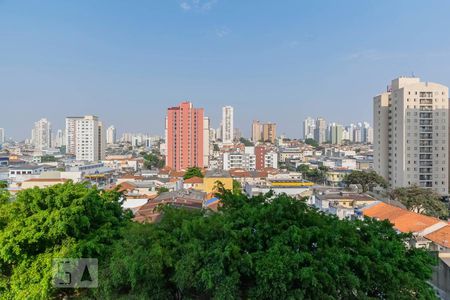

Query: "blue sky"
<box><xmin>2</xmin><ymin>0</ymin><xmax>450</xmax><ymax>140</ymax></box>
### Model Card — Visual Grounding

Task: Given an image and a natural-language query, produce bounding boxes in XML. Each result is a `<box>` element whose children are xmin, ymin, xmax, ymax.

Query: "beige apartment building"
<box><xmin>374</xmin><ymin>77</ymin><xmax>449</xmax><ymax>195</ymax></box>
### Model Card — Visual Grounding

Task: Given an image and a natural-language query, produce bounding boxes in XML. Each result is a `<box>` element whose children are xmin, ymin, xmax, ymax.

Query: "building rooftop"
<box><xmin>424</xmin><ymin>225</ymin><xmax>450</xmax><ymax>249</ymax></box>
<box><xmin>362</xmin><ymin>202</ymin><xmax>443</xmax><ymax>233</ymax></box>
<box><xmin>316</xmin><ymin>193</ymin><xmax>376</xmax><ymax>201</ymax></box>
<box><xmin>206</xmin><ymin>170</ymin><xmax>230</xmax><ymax>178</ymax></box>
<box><xmin>9</xmin><ymin>164</ymin><xmax>43</xmax><ymax>170</ymax></box>
<box><xmin>184</xmin><ymin>176</ymin><xmax>204</xmax><ymax>184</ymax></box>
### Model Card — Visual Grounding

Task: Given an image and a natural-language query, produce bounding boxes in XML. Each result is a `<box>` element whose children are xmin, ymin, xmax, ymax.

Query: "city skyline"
<box><xmin>3</xmin><ymin>1</ymin><xmax>450</xmax><ymax>139</ymax></box>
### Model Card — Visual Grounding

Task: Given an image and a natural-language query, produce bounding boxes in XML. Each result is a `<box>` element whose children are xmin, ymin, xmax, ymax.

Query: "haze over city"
<box><xmin>2</xmin><ymin>0</ymin><xmax>450</xmax><ymax>139</ymax></box>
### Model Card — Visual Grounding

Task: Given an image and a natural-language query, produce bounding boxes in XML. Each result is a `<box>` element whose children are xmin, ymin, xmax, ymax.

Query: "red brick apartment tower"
<box><xmin>166</xmin><ymin>101</ymin><xmax>204</xmax><ymax>170</ymax></box>
<box><xmin>255</xmin><ymin>145</ymin><xmax>267</xmax><ymax>170</ymax></box>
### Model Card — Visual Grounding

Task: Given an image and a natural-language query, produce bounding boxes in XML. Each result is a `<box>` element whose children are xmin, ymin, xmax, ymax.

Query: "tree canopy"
<box><xmin>343</xmin><ymin>170</ymin><xmax>388</xmax><ymax>192</ymax></box>
<box><xmin>96</xmin><ymin>190</ymin><xmax>437</xmax><ymax>299</ymax></box>
<box><xmin>388</xmin><ymin>186</ymin><xmax>448</xmax><ymax>219</ymax></box>
<box><xmin>142</xmin><ymin>151</ymin><xmax>165</xmax><ymax>169</ymax></box>
<box><xmin>0</xmin><ymin>182</ymin><xmax>130</xmax><ymax>299</ymax></box>
<box><xmin>41</xmin><ymin>155</ymin><xmax>57</xmax><ymax>162</ymax></box>
<box><xmin>183</xmin><ymin>167</ymin><xmax>204</xmax><ymax>180</ymax></box>
<box><xmin>239</xmin><ymin>137</ymin><xmax>254</xmax><ymax>147</ymax></box>
<box><xmin>0</xmin><ymin>181</ymin><xmax>7</xmax><ymax>189</ymax></box>
<box><xmin>232</xmin><ymin>179</ymin><xmax>242</xmax><ymax>194</ymax></box>
<box><xmin>304</xmin><ymin>138</ymin><xmax>319</xmax><ymax>148</ymax></box>
<box><xmin>296</xmin><ymin>164</ymin><xmax>327</xmax><ymax>184</ymax></box>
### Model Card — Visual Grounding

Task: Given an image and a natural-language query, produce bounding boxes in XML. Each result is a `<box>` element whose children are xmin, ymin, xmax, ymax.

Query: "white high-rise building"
<box><xmin>54</xmin><ymin>129</ymin><xmax>64</xmax><ymax>148</ymax></box>
<box><xmin>329</xmin><ymin>123</ymin><xmax>344</xmax><ymax>145</ymax></box>
<box><xmin>74</xmin><ymin>115</ymin><xmax>105</xmax><ymax>162</ymax></box>
<box><xmin>31</xmin><ymin>118</ymin><xmax>52</xmax><ymax>150</ymax></box>
<box><xmin>313</xmin><ymin>117</ymin><xmax>327</xmax><ymax>144</ymax></box>
<box><xmin>346</xmin><ymin>124</ymin><xmax>356</xmax><ymax>142</ymax></box>
<box><xmin>203</xmin><ymin>117</ymin><xmax>211</xmax><ymax>168</ymax></box>
<box><xmin>374</xmin><ymin>77</ymin><xmax>449</xmax><ymax>195</ymax></box>
<box><xmin>65</xmin><ymin>116</ymin><xmax>105</xmax><ymax>161</ymax></box>
<box><xmin>222</xmin><ymin>106</ymin><xmax>234</xmax><ymax>144</ymax></box>
<box><xmin>106</xmin><ymin>125</ymin><xmax>117</xmax><ymax>145</ymax></box>
<box><xmin>65</xmin><ymin>117</ymin><xmax>83</xmax><ymax>155</ymax></box>
<box><xmin>302</xmin><ymin>117</ymin><xmax>315</xmax><ymax>140</ymax></box>
<box><xmin>0</xmin><ymin>128</ymin><xmax>4</xmax><ymax>144</ymax></box>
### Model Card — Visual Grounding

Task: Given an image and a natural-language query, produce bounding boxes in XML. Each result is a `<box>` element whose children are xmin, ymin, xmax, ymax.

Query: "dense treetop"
<box><xmin>97</xmin><ymin>189</ymin><xmax>437</xmax><ymax>299</ymax></box>
<box><xmin>0</xmin><ymin>182</ymin><xmax>438</xmax><ymax>299</ymax></box>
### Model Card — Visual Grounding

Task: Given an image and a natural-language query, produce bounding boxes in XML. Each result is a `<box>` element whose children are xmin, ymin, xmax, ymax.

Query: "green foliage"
<box><xmin>343</xmin><ymin>170</ymin><xmax>388</xmax><ymax>192</ymax></box>
<box><xmin>41</xmin><ymin>155</ymin><xmax>57</xmax><ymax>162</ymax></box>
<box><xmin>0</xmin><ymin>182</ymin><xmax>130</xmax><ymax>299</ymax></box>
<box><xmin>142</xmin><ymin>152</ymin><xmax>164</xmax><ymax>169</ymax></box>
<box><xmin>0</xmin><ymin>181</ymin><xmax>7</xmax><ymax>189</ymax></box>
<box><xmin>232</xmin><ymin>179</ymin><xmax>242</xmax><ymax>194</ymax></box>
<box><xmin>97</xmin><ymin>191</ymin><xmax>437</xmax><ymax>299</ymax></box>
<box><xmin>183</xmin><ymin>167</ymin><xmax>204</xmax><ymax>180</ymax></box>
<box><xmin>296</xmin><ymin>164</ymin><xmax>326</xmax><ymax>184</ymax></box>
<box><xmin>239</xmin><ymin>137</ymin><xmax>254</xmax><ymax>147</ymax></box>
<box><xmin>157</xmin><ymin>186</ymin><xmax>169</xmax><ymax>195</ymax></box>
<box><xmin>304</xmin><ymin>138</ymin><xmax>319</xmax><ymax>148</ymax></box>
<box><xmin>388</xmin><ymin>186</ymin><xmax>449</xmax><ymax>218</ymax></box>
<box><xmin>213</xmin><ymin>144</ymin><xmax>220</xmax><ymax>151</ymax></box>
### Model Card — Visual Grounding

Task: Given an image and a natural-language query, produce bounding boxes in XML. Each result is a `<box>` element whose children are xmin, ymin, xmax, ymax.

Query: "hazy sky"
<box><xmin>2</xmin><ymin>0</ymin><xmax>450</xmax><ymax>140</ymax></box>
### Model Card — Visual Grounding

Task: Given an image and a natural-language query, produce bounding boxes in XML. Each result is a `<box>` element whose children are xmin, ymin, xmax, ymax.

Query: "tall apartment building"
<box><xmin>75</xmin><ymin>116</ymin><xmax>105</xmax><ymax>162</ymax></box>
<box><xmin>165</xmin><ymin>101</ymin><xmax>204</xmax><ymax>170</ymax></box>
<box><xmin>106</xmin><ymin>125</ymin><xmax>117</xmax><ymax>144</ymax></box>
<box><xmin>374</xmin><ymin>77</ymin><xmax>449</xmax><ymax>195</ymax></box>
<box><xmin>262</xmin><ymin>123</ymin><xmax>277</xmax><ymax>144</ymax></box>
<box><xmin>0</xmin><ymin>128</ymin><xmax>4</xmax><ymax>144</ymax></box>
<box><xmin>252</xmin><ymin>120</ymin><xmax>262</xmax><ymax>142</ymax></box>
<box><xmin>314</xmin><ymin>117</ymin><xmax>327</xmax><ymax>144</ymax></box>
<box><xmin>65</xmin><ymin>116</ymin><xmax>105</xmax><ymax>161</ymax></box>
<box><xmin>303</xmin><ymin>117</ymin><xmax>316</xmax><ymax>140</ymax></box>
<box><xmin>31</xmin><ymin>118</ymin><xmax>52</xmax><ymax>150</ymax></box>
<box><xmin>203</xmin><ymin>117</ymin><xmax>211</xmax><ymax>168</ymax></box>
<box><xmin>54</xmin><ymin>129</ymin><xmax>64</xmax><ymax>148</ymax></box>
<box><xmin>330</xmin><ymin>123</ymin><xmax>344</xmax><ymax>145</ymax></box>
<box><xmin>222</xmin><ymin>106</ymin><xmax>234</xmax><ymax>144</ymax></box>
<box><xmin>65</xmin><ymin>117</ymin><xmax>83</xmax><ymax>155</ymax></box>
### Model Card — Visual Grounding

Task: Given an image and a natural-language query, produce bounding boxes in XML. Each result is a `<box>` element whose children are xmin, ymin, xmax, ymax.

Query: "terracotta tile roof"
<box><xmin>117</xmin><ymin>182</ymin><xmax>137</xmax><ymax>193</ymax></box>
<box><xmin>170</xmin><ymin>171</ymin><xmax>186</xmax><ymax>178</ymax></box>
<box><xmin>424</xmin><ymin>225</ymin><xmax>450</xmax><ymax>249</ymax></box>
<box><xmin>184</xmin><ymin>176</ymin><xmax>204</xmax><ymax>184</ymax></box>
<box><xmin>229</xmin><ymin>169</ymin><xmax>251</xmax><ymax>177</ymax></box>
<box><xmin>23</xmin><ymin>178</ymin><xmax>67</xmax><ymax>182</ymax></box>
<box><xmin>363</xmin><ymin>202</ymin><xmax>442</xmax><ymax>233</ymax></box>
<box><xmin>120</xmin><ymin>174</ymin><xmax>144</xmax><ymax>180</ymax></box>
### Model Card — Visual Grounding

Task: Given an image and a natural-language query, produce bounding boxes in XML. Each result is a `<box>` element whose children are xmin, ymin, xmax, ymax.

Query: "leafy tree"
<box><xmin>213</xmin><ymin>144</ymin><xmax>220</xmax><ymax>151</ymax></box>
<box><xmin>343</xmin><ymin>170</ymin><xmax>388</xmax><ymax>193</ymax></box>
<box><xmin>183</xmin><ymin>167</ymin><xmax>204</xmax><ymax>180</ymax></box>
<box><xmin>239</xmin><ymin>137</ymin><xmax>254</xmax><ymax>147</ymax></box>
<box><xmin>388</xmin><ymin>186</ymin><xmax>448</xmax><ymax>218</ymax></box>
<box><xmin>0</xmin><ymin>182</ymin><xmax>130</xmax><ymax>299</ymax></box>
<box><xmin>296</xmin><ymin>164</ymin><xmax>310</xmax><ymax>174</ymax></box>
<box><xmin>296</xmin><ymin>164</ymin><xmax>327</xmax><ymax>184</ymax></box>
<box><xmin>157</xmin><ymin>186</ymin><xmax>169</xmax><ymax>195</ymax></box>
<box><xmin>232</xmin><ymin>179</ymin><xmax>242</xmax><ymax>194</ymax></box>
<box><xmin>142</xmin><ymin>152</ymin><xmax>164</xmax><ymax>169</ymax></box>
<box><xmin>41</xmin><ymin>155</ymin><xmax>57</xmax><ymax>162</ymax></box>
<box><xmin>304</xmin><ymin>168</ymin><xmax>327</xmax><ymax>184</ymax></box>
<box><xmin>0</xmin><ymin>180</ymin><xmax>7</xmax><ymax>189</ymax></box>
<box><xmin>96</xmin><ymin>190</ymin><xmax>437</xmax><ymax>299</ymax></box>
<box><xmin>304</xmin><ymin>138</ymin><xmax>319</xmax><ymax>147</ymax></box>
